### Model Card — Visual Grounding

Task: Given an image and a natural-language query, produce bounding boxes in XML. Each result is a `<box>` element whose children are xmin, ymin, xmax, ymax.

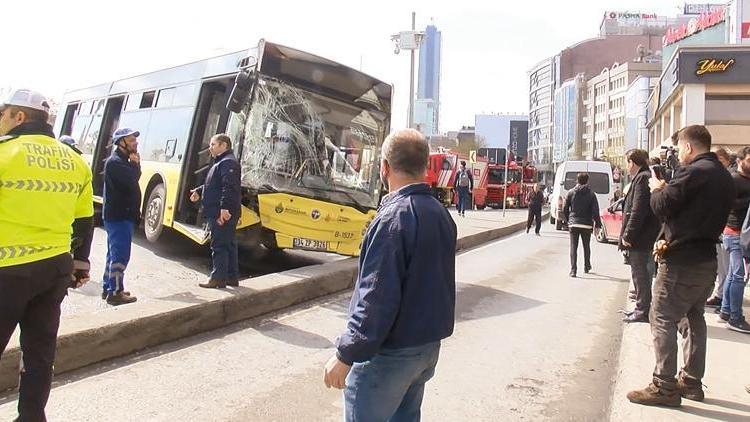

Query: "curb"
<box><xmin>0</xmin><ymin>212</ymin><xmax>545</xmax><ymax>391</ymax></box>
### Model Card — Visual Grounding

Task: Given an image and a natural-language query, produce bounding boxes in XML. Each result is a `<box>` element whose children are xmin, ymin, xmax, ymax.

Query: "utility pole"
<box><xmin>502</xmin><ymin>148</ymin><xmax>509</xmax><ymax>217</ymax></box>
<box><xmin>391</xmin><ymin>12</ymin><xmax>424</xmax><ymax>129</ymax></box>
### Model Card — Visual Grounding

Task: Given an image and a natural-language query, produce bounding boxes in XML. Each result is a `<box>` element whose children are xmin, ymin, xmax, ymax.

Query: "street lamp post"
<box><xmin>391</xmin><ymin>12</ymin><xmax>424</xmax><ymax>129</ymax></box>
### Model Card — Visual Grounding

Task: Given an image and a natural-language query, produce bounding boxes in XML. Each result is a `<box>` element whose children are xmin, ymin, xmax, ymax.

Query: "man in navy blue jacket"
<box><xmin>191</xmin><ymin>134</ymin><xmax>242</xmax><ymax>288</ymax></box>
<box><xmin>102</xmin><ymin>128</ymin><xmax>141</xmax><ymax>306</ymax></box>
<box><xmin>324</xmin><ymin>129</ymin><xmax>457</xmax><ymax>421</ymax></box>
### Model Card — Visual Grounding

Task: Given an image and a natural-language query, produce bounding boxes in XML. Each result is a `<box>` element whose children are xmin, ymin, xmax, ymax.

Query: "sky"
<box><xmin>1</xmin><ymin>0</ymin><xmax>688</xmax><ymax>132</ymax></box>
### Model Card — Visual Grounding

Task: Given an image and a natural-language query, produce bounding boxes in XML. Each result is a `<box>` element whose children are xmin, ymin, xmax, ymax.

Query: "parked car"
<box><xmin>597</xmin><ymin>198</ymin><xmax>624</xmax><ymax>243</ymax></box>
<box><xmin>550</xmin><ymin>161</ymin><xmax>614</xmax><ymax>231</ymax></box>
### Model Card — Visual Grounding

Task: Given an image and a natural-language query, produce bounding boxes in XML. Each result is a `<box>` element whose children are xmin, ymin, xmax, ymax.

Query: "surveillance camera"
<box><xmin>394</xmin><ymin>45</ymin><xmax>400</xmax><ymax>55</ymax></box>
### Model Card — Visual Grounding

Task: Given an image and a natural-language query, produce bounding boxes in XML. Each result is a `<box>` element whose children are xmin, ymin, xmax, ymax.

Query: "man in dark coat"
<box><xmin>526</xmin><ymin>184</ymin><xmax>544</xmax><ymax>235</ymax></box>
<box><xmin>620</xmin><ymin>149</ymin><xmax>660</xmax><ymax>323</ymax></box>
<box><xmin>191</xmin><ymin>134</ymin><xmax>242</xmax><ymax>288</ymax></box>
<box><xmin>563</xmin><ymin>173</ymin><xmax>602</xmax><ymax>278</ymax></box>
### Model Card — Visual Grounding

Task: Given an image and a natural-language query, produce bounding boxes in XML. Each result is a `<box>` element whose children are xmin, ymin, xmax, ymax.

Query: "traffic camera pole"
<box><xmin>502</xmin><ymin>149</ymin><xmax>509</xmax><ymax>217</ymax></box>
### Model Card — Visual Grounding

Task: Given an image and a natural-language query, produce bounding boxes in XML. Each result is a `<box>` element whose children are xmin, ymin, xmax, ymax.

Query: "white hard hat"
<box><xmin>0</xmin><ymin>89</ymin><xmax>51</xmax><ymax>112</ymax></box>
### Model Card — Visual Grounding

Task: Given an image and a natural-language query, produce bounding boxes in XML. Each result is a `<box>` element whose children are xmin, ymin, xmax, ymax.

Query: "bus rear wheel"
<box><xmin>144</xmin><ymin>184</ymin><xmax>166</xmax><ymax>243</ymax></box>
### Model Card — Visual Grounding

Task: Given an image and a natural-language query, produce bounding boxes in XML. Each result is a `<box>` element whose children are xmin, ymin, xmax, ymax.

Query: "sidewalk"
<box><xmin>609</xmin><ymin>288</ymin><xmax>750</xmax><ymax>421</ymax></box>
<box><xmin>1</xmin><ymin>208</ymin><xmax>538</xmax><ymax>391</ymax></box>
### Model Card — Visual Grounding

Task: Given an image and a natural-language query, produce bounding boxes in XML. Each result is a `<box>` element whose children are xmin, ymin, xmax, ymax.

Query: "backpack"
<box><xmin>458</xmin><ymin>170</ymin><xmax>470</xmax><ymax>187</ymax></box>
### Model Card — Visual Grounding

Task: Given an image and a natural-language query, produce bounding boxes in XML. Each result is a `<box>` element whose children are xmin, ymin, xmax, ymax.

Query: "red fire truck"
<box><xmin>425</xmin><ymin>151</ymin><xmax>459</xmax><ymax>206</ymax></box>
<box><xmin>484</xmin><ymin>157</ymin><xmax>538</xmax><ymax>209</ymax></box>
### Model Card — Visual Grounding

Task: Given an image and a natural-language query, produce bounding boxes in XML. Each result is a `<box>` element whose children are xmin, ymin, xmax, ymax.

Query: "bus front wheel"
<box><xmin>144</xmin><ymin>184</ymin><xmax>166</xmax><ymax>243</ymax></box>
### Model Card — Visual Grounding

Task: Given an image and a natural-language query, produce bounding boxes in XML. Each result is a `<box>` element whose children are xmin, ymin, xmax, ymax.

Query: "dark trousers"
<box><xmin>527</xmin><ymin>207</ymin><xmax>542</xmax><ymax>234</ymax></box>
<box><xmin>569</xmin><ymin>227</ymin><xmax>592</xmax><ymax>272</ymax></box>
<box><xmin>0</xmin><ymin>253</ymin><xmax>72</xmax><ymax>422</ymax></box>
<box><xmin>208</xmin><ymin>217</ymin><xmax>239</xmax><ymax>281</ymax></box>
<box><xmin>456</xmin><ymin>187</ymin><xmax>470</xmax><ymax>214</ymax></box>
<box><xmin>650</xmin><ymin>259</ymin><xmax>716</xmax><ymax>388</ymax></box>
<box><xmin>629</xmin><ymin>249</ymin><xmax>654</xmax><ymax>319</ymax></box>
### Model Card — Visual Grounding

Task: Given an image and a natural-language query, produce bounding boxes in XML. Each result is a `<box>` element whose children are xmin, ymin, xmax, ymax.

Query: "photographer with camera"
<box><xmin>627</xmin><ymin>125</ymin><xmax>734</xmax><ymax>407</ymax></box>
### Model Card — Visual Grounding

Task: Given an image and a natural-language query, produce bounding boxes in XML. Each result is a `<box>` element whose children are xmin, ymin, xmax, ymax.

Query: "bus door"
<box><xmin>91</xmin><ymin>96</ymin><xmax>125</xmax><ymax>197</ymax></box>
<box><xmin>175</xmin><ymin>79</ymin><xmax>232</xmax><ymax>227</ymax></box>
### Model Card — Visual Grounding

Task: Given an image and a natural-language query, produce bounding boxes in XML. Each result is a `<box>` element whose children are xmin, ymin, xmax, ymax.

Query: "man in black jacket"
<box><xmin>563</xmin><ymin>173</ymin><xmax>602</xmax><ymax>277</ymax></box>
<box><xmin>102</xmin><ymin>128</ymin><xmax>141</xmax><ymax>306</ymax></box>
<box><xmin>628</xmin><ymin>125</ymin><xmax>734</xmax><ymax>407</ymax></box>
<box><xmin>620</xmin><ymin>149</ymin><xmax>660</xmax><ymax>323</ymax></box>
<box><xmin>526</xmin><ymin>184</ymin><xmax>544</xmax><ymax>235</ymax></box>
<box><xmin>191</xmin><ymin>134</ymin><xmax>242</xmax><ymax>288</ymax></box>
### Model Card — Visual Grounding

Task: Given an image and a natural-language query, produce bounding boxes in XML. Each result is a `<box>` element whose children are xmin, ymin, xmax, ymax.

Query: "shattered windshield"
<box><xmin>229</xmin><ymin>77</ymin><xmax>386</xmax><ymax>209</ymax></box>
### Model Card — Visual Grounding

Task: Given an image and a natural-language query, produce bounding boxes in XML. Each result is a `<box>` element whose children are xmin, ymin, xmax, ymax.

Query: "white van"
<box><xmin>550</xmin><ymin>161</ymin><xmax>614</xmax><ymax>230</ymax></box>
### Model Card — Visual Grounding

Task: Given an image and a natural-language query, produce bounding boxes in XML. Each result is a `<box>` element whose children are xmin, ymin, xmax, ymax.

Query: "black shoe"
<box><xmin>102</xmin><ymin>291</ymin><xmax>130</xmax><ymax>300</ymax></box>
<box><xmin>728</xmin><ymin>318</ymin><xmax>750</xmax><ymax>334</ymax></box>
<box><xmin>526</xmin><ymin>227</ymin><xmax>530</xmax><ymax>234</ymax></box>
<box><xmin>717</xmin><ymin>312</ymin><xmax>730</xmax><ymax>323</ymax></box>
<box><xmin>584</xmin><ymin>266</ymin><xmax>591</xmax><ymax>274</ymax></box>
<box><xmin>623</xmin><ymin>313</ymin><xmax>649</xmax><ymax>323</ymax></box>
<box><xmin>569</xmin><ymin>270</ymin><xmax>577</xmax><ymax>278</ymax></box>
<box><xmin>535</xmin><ymin>232</ymin><xmax>541</xmax><ymax>236</ymax></box>
<box><xmin>106</xmin><ymin>292</ymin><xmax>137</xmax><ymax>306</ymax></box>
<box><xmin>705</xmin><ymin>296</ymin><xmax>722</xmax><ymax>308</ymax></box>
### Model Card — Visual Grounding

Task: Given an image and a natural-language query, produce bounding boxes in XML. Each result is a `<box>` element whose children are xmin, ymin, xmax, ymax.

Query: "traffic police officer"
<box><xmin>0</xmin><ymin>89</ymin><xmax>94</xmax><ymax>421</ymax></box>
<box><xmin>191</xmin><ymin>134</ymin><xmax>242</xmax><ymax>288</ymax></box>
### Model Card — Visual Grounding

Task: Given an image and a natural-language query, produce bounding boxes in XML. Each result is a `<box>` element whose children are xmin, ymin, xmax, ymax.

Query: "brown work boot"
<box><xmin>627</xmin><ymin>382</ymin><xmax>681</xmax><ymax>407</ymax></box>
<box><xmin>226</xmin><ymin>277</ymin><xmax>240</xmax><ymax>287</ymax></box>
<box><xmin>199</xmin><ymin>279</ymin><xmax>226</xmax><ymax>289</ymax></box>
<box><xmin>677</xmin><ymin>375</ymin><xmax>704</xmax><ymax>402</ymax></box>
<box><xmin>106</xmin><ymin>291</ymin><xmax>138</xmax><ymax>306</ymax></box>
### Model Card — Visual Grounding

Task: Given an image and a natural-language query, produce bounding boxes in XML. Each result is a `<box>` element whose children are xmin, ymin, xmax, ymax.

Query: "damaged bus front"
<box><xmin>227</xmin><ymin>41</ymin><xmax>392</xmax><ymax>255</ymax></box>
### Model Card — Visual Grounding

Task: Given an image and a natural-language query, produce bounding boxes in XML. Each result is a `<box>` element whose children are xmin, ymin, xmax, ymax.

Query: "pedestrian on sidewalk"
<box><xmin>0</xmin><ymin>89</ymin><xmax>94</xmax><ymax>421</ymax></box>
<box><xmin>454</xmin><ymin>160</ymin><xmax>473</xmax><ymax>217</ymax></box>
<box><xmin>563</xmin><ymin>173</ymin><xmax>602</xmax><ymax>277</ymax></box>
<box><xmin>324</xmin><ymin>129</ymin><xmax>457</xmax><ymax>421</ymax></box>
<box><xmin>192</xmin><ymin>134</ymin><xmax>242</xmax><ymax>289</ymax></box>
<box><xmin>102</xmin><ymin>128</ymin><xmax>141</xmax><ymax>306</ymax></box>
<box><xmin>717</xmin><ymin>146</ymin><xmax>750</xmax><ymax>333</ymax></box>
<box><xmin>706</xmin><ymin>147</ymin><xmax>733</xmax><ymax>309</ymax></box>
<box><xmin>526</xmin><ymin>183</ymin><xmax>544</xmax><ymax>235</ymax></box>
<box><xmin>619</xmin><ymin>149</ymin><xmax>660</xmax><ymax>324</ymax></box>
<box><xmin>627</xmin><ymin>125</ymin><xmax>734</xmax><ymax>407</ymax></box>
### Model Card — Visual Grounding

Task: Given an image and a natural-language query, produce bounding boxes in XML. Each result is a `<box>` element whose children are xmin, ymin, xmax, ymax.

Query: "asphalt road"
<box><xmin>0</xmin><ymin>222</ymin><xmax>631</xmax><ymax>421</ymax></box>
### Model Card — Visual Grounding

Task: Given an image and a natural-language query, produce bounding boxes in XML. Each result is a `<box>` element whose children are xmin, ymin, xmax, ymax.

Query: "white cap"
<box><xmin>0</xmin><ymin>89</ymin><xmax>51</xmax><ymax>113</ymax></box>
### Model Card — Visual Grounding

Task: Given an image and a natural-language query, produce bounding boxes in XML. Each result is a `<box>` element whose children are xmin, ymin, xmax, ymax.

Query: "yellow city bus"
<box><xmin>54</xmin><ymin>40</ymin><xmax>392</xmax><ymax>256</ymax></box>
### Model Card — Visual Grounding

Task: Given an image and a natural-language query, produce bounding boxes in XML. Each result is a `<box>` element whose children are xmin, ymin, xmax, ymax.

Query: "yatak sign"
<box><xmin>663</xmin><ymin>6</ymin><xmax>726</xmax><ymax>46</ymax></box>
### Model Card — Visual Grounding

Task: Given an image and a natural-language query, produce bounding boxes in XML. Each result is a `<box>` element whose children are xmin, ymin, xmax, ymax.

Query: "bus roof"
<box><xmin>61</xmin><ymin>49</ymin><xmax>252</xmax><ymax>104</ymax></box>
<box><xmin>60</xmin><ymin>40</ymin><xmax>393</xmax><ymax>111</ymax></box>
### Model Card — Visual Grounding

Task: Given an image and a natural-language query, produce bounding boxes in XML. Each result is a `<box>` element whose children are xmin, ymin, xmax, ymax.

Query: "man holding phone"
<box><xmin>191</xmin><ymin>134</ymin><xmax>242</xmax><ymax>289</ymax></box>
<box><xmin>620</xmin><ymin>149</ymin><xmax>659</xmax><ymax>323</ymax></box>
<box><xmin>102</xmin><ymin>128</ymin><xmax>142</xmax><ymax>305</ymax></box>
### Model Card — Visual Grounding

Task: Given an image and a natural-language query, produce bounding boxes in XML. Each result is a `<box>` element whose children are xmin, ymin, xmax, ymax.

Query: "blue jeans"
<box><xmin>103</xmin><ymin>220</ymin><xmax>135</xmax><ymax>294</ymax></box>
<box><xmin>721</xmin><ymin>234</ymin><xmax>746</xmax><ymax>321</ymax></box>
<box><xmin>345</xmin><ymin>341</ymin><xmax>441</xmax><ymax>422</ymax></box>
<box><xmin>456</xmin><ymin>187</ymin><xmax>469</xmax><ymax>214</ymax></box>
<box><xmin>208</xmin><ymin>217</ymin><xmax>239</xmax><ymax>281</ymax></box>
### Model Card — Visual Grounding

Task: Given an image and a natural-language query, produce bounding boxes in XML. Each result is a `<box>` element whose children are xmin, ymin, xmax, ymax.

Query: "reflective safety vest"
<box><xmin>0</xmin><ymin>133</ymin><xmax>94</xmax><ymax>267</ymax></box>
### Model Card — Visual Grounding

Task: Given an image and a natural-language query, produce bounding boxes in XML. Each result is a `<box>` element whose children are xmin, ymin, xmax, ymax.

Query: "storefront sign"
<box><xmin>696</xmin><ymin>58</ymin><xmax>735</xmax><ymax>76</ymax></box>
<box><xmin>743</xmin><ymin>22</ymin><xmax>750</xmax><ymax>39</ymax></box>
<box><xmin>663</xmin><ymin>6</ymin><xmax>726</xmax><ymax>46</ymax></box>
<box><xmin>679</xmin><ymin>50</ymin><xmax>750</xmax><ymax>84</ymax></box>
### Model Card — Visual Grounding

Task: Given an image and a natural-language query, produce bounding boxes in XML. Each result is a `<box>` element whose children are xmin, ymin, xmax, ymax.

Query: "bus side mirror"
<box><xmin>227</xmin><ymin>70</ymin><xmax>254</xmax><ymax>113</ymax></box>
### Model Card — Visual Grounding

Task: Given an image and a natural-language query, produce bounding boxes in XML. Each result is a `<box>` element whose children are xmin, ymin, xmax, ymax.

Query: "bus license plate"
<box><xmin>293</xmin><ymin>238</ymin><xmax>329</xmax><ymax>251</ymax></box>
